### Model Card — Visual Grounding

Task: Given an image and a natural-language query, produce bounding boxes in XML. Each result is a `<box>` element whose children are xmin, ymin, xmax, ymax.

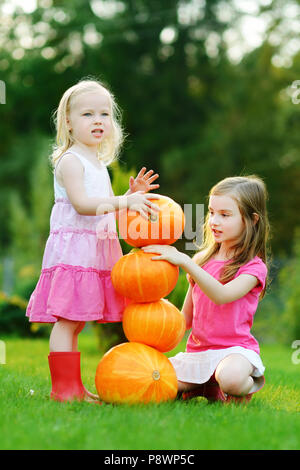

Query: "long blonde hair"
<box><xmin>194</xmin><ymin>175</ymin><xmax>270</xmax><ymax>298</ymax></box>
<box><xmin>50</xmin><ymin>77</ymin><xmax>124</xmax><ymax>167</ymax></box>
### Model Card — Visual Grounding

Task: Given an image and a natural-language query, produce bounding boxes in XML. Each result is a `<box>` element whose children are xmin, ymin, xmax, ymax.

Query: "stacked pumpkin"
<box><xmin>95</xmin><ymin>195</ymin><xmax>186</xmax><ymax>404</ymax></box>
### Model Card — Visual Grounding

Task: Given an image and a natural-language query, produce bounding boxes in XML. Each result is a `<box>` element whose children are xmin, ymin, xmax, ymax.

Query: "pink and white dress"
<box><xmin>26</xmin><ymin>150</ymin><xmax>126</xmax><ymax>324</ymax></box>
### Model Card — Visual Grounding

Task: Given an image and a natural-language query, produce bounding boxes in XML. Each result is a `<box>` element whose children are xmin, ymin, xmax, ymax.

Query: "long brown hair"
<box><xmin>194</xmin><ymin>175</ymin><xmax>271</xmax><ymax>298</ymax></box>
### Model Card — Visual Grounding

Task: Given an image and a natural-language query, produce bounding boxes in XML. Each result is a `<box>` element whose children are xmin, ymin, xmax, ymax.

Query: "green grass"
<box><xmin>0</xmin><ymin>332</ymin><xmax>299</xmax><ymax>450</ymax></box>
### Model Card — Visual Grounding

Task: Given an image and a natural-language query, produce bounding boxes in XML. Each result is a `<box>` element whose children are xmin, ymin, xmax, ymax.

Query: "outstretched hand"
<box><xmin>141</xmin><ymin>245</ymin><xmax>188</xmax><ymax>267</ymax></box>
<box><xmin>129</xmin><ymin>167</ymin><xmax>160</xmax><ymax>194</ymax></box>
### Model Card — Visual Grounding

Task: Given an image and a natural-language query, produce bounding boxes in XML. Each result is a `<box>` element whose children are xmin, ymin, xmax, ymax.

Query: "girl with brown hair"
<box><xmin>143</xmin><ymin>175</ymin><xmax>270</xmax><ymax>403</ymax></box>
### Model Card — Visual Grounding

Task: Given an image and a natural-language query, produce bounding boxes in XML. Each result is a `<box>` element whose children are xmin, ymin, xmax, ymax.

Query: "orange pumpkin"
<box><xmin>122</xmin><ymin>299</ymin><xmax>186</xmax><ymax>352</ymax></box>
<box><xmin>118</xmin><ymin>194</ymin><xmax>185</xmax><ymax>247</ymax></box>
<box><xmin>111</xmin><ymin>248</ymin><xmax>179</xmax><ymax>302</ymax></box>
<box><xmin>95</xmin><ymin>342</ymin><xmax>178</xmax><ymax>404</ymax></box>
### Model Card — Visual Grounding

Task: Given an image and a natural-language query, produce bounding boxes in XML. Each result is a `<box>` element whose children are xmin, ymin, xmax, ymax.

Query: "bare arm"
<box><xmin>181</xmin><ymin>284</ymin><xmax>193</xmax><ymax>329</ymax></box>
<box><xmin>142</xmin><ymin>245</ymin><xmax>259</xmax><ymax>305</ymax></box>
<box><xmin>181</xmin><ymin>256</ymin><xmax>258</xmax><ymax>305</ymax></box>
<box><xmin>57</xmin><ymin>155</ymin><xmax>159</xmax><ymax>217</ymax></box>
<box><xmin>59</xmin><ymin>156</ymin><xmax>124</xmax><ymax>215</ymax></box>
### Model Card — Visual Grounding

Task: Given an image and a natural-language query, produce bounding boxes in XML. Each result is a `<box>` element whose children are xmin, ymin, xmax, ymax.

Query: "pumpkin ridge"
<box><xmin>145</xmin><ymin>302</ymin><xmax>152</xmax><ymax>338</ymax></box>
<box><xmin>160</xmin><ymin>380</ymin><xmax>177</xmax><ymax>394</ymax></box>
<box><xmin>128</xmin><ymin>383</ymin><xmax>153</xmax><ymax>402</ymax></box>
<box><xmin>154</xmin><ymin>302</ymin><xmax>166</xmax><ymax>345</ymax></box>
<box><xmin>160</xmin><ymin>264</ymin><xmax>169</xmax><ymax>292</ymax></box>
<box><xmin>120</xmin><ymin>255</ymin><xmax>128</xmax><ymax>288</ymax></box>
<box><xmin>135</xmin><ymin>252</ymin><xmax>144</xmax><ymax>299</ymax></box>
<box><xmin>138</xmin><ymin>344</ymin><xmax>158</xmax><ymax>369</ymax></box>
<box><xmin>162</xmin><ymin>300</ymin><xmax>176</xmax><ymax>345</ymax></box>
<box><xmin>109</xmin><ymin>347</ymin><xmax>150</xmax><ymax>372</ymax></box>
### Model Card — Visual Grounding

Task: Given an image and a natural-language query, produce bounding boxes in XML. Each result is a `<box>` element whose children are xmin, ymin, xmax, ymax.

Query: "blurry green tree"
<box><xmin>0</xmin><ymin>0</ymin><xmax>299</xmax><ymax>257</ymax></box>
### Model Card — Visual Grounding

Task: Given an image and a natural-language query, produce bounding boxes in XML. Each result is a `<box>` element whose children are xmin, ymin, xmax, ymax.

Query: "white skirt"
<box><xmin>169</xmin><ymin>346</ymin><xmax>265</xmax><ymax>394</ymax></box>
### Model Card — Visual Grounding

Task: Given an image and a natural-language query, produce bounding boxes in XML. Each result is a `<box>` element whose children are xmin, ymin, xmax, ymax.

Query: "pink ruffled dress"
<box><xmin>26</xmin><ymin>150</ymin><xmax>127</xmax><ymax>324</ymax></box>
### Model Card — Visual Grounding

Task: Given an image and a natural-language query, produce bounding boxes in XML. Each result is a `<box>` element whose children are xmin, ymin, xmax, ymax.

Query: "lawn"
<box><xmin>0</xmin><ymin>331</ymin><xmax>299</xmax><ymax>450</ymax></box>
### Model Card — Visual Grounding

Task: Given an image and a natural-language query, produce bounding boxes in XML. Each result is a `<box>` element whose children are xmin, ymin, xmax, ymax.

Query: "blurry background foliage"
<box><xmin>0</xmin><ymin>0</ymin><xmax>299</xmax><ymax>346</ymax></box>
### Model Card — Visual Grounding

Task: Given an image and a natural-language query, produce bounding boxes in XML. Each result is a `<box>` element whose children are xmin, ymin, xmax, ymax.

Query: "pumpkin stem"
<box><xmin>129</xmin><ymin>248</ymin><xmax>141</xmax><ymax>254</ymax></box>
<box><xmin>152</xmin><ymin>370</ymin><xmax>161</xmax><ymax>381</ymax></box>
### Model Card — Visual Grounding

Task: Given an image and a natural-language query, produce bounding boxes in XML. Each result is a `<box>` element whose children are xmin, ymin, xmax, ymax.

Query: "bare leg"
<box><xmin>72</xmin><ymin>321</ymin><xmax>99</xmax><ymax>400</ymax></box>
<box><xmin>215</xmin><ymin>354</ymin><xmax>254</xmax><ymax>396</ymax></box>
<box><xmin>72</xmin><ymin>321</ymin><xmax>86</xmax><ymax>352</ymax></box>
<box><xmin>49</xmin><ymin>319</ymin><xmax>100</xmax><ymax>402</ymax></box>
<box><xmin>177</xmin><ymin>380</ymin><xmax>202</xmax><ymax>393</ymax></box>
<box><xmin>50</xmin><ymin>319</ymin><xmax>81</xmax><ymax>352</ymax></box>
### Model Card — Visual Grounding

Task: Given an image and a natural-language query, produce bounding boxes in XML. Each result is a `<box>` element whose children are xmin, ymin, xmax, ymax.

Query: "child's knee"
<box><xmin>216</xmin><ymin>371</ymin><xmax>244</xmax><ymax>395</ymax></box>
<box><xmin>215</xmin><ymin>365</ymin><xmax>253</xmax><ymax>395</ymax></box>
<box><xmin>57</xmin><ymin>319</ymin><xmax>82</xmax><ymax>333</ymax></box>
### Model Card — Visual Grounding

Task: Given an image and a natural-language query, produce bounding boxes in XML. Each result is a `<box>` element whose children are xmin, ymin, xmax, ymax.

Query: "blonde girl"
<box><xmin>26</xmin><ymin>78</ymin><xmax>160</xmax><ymax>403</ymax></box>
<box><xmin>143</xmin><ymin>175</ymin><xmax>270</xmax><ymax>403</ymax></box>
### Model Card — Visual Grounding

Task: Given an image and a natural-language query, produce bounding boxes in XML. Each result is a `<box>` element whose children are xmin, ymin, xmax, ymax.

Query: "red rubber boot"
<box><xmin>48</xmin><ymin>351</ymin><xmax>88</xmax><ymax>402</ymax></box>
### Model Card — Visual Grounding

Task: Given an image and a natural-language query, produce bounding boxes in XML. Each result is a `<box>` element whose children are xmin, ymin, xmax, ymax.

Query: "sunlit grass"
<box><xmin>0</xmin><ymin>332</ymin><xmax>299</xmax><ymax>450</ymax></box>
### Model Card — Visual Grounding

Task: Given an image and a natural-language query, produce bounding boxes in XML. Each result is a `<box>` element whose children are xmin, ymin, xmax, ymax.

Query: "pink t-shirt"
<box><xmin>186</xmin><ymin>256</ymin><xmax>267</xmax><ymax>355</ymax></box>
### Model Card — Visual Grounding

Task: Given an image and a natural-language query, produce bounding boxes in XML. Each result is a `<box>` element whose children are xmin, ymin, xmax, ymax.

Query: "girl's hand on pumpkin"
<box><xmin>129</xmin><ymin>167</ymin><xmax>160</xmax><ymax>194</ymax></box>
<box><xmin>126</xmin><ymin>192</ymin><xmax>160</xmax><ymax>220</ymax></box>
<box><xmin>141</xmin><ymin>245</ymin><xmax>188</xmax><ymax>267</ymax></box>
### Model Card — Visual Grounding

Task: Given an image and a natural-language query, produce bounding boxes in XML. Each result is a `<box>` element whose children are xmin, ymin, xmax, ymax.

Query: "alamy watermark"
<box><xmin>0</xmin><ymin>340</ymin><xmax>6</xmax><ymax>364</ymax></box>
<box><xmin>0</xmin><ymin>80</ymin><xmax>6</xmax><ymax>104</ymax></box>
<box><xmin>291</xmin><ymin>340</ymin><xmax>300</xmax><ymax>365</ymax></box>
<box><xmin>96</xmin><ymin>203</ymin><xmax>205</xmax><ymax>251</ymax></box>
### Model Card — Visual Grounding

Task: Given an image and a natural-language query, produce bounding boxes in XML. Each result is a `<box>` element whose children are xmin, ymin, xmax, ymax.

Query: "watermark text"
<box><xmin>291</xmin><ymin>340</ymin><xmax>300</xmax><ymax>365</ymax></box>
<box><xmin>0</xmin><ymin>80</ymin><xmax>6</xmax><ymax>104</ymax></box>
<box><xmin>0</xmin><ymin>340</ymin><xmax>6</xmax><ymax>364</ymax></box>
<box><xmin>291</xmin><ymin>80</ymin><xmax>300</xmax><ymax>104</ymax></box>
<box><xmin>96</xmin><ymin>203</ymin><xmax>205</xmax><ymax>251</ymax></box>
